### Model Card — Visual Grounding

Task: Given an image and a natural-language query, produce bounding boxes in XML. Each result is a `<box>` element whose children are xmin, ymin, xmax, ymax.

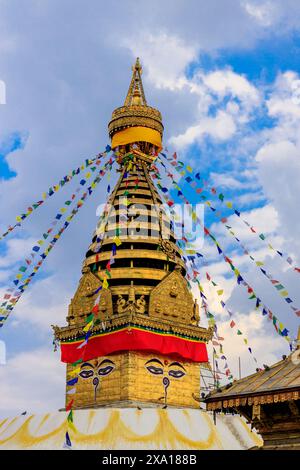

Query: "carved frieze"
<box><xmin>149</xmin><ymin>269</ymin><xmax>195</xmax><ymax>324</ymax></box>
<box><xmin>68</xmin><ymin>267</ymin><xmax>113</xmax><ymax>324</ymax></box>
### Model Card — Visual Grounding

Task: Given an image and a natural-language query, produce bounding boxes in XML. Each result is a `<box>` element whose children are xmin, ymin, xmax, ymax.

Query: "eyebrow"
<box><xmin>169</xmin><ymin>362</ymin><xmax>186</xmax><ymax>371</ymax></box>
<box><xmin>98</xmin><ymin>359</ymin><xmax>115</xmax><ymax>366</ymax></box>
<box><xmin>81</xmin><ymin>362</ymin><xmax>94</xmax><ymax>368</ymax></box>
<box><xmin>145</xmin><ymin>359</ymin><xmax>164</xmax><ymax>366</ymax></box>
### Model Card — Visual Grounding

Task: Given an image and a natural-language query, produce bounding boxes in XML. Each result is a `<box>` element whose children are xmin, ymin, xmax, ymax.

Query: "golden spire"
<box><xmin>124</xmin><ymin>57</ymin><xmax>147</xmax><ymax>107</ymax></box>
<box><xmin>108</xmin><ymin>58</ymin><xmax>164</xmax><ymax>150</ymax></box>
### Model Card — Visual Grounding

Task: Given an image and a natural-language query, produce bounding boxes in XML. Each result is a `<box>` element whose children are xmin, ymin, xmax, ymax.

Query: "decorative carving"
<box><xmin>159</xmin><ymin>239</ymin><xmax>176</xmax><ymax>260</ymax></box>
<box><xmin>136</xmin><ymin>295</ymin><xmax>146</xmax><ymax>314</ymax></box>
<box><xmin>117</xmin><ymin>290</ymin><xmax>147</xmax><ymax>316</ymax></box>
<box><xmin>191</xmin><ymin>299</ymin><xmax>200</xmax><ymax>326</ymax></box>
<box><xmin>149</xmin><ymin>269</ymin><xmax>195</xmax><ymax>324</ymax></box>
<box><xmin>68</xmin><ymin>268</ymin><xmax>113</xmax><ymax>324</ymax></box>
<box><xmin>108</xmin><ymin>107</ymin><xmax>163</xmax><ymax>139</ymax></box>
<box><xmin>117</xmin><ymin>295</ymin><xmax>127</xmax><ymax>314</ymax></box>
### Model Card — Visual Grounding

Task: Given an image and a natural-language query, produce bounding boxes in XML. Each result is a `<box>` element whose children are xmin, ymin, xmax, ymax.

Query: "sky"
<box><xmin>0</xmin><ymin>0</ymin><xmax>300</xmax><ymax>417</ymax></box>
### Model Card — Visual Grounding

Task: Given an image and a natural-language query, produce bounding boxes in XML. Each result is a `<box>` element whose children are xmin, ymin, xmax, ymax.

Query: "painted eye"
<box><xmin>169</xmin><ymin>369</ymin><xmax>186</xmax><ymax>379</ymax></box>
<box><xmin>79</xmin><ymin>369</ymin><xmax>94</xmax><ymax>379</ymax></box>
<box><xmin>98</xmin><ymin>365</ymin><xmax>114</xmax><ymax>376</ymax></box>
<box><xmin>146</xmin><ymin>366</ymin><xmax>164</xmax><ymax>375</ymax></box>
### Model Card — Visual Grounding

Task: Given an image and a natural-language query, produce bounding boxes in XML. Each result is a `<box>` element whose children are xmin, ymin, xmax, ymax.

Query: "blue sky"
<box><xmin>0</xmin><ymin>132</ymin><xmax>27</xmax><ymax>180</ymax></box>
<box><xmin>0</xmin><ymin>0</ymin><xmax>300</xmax><ymax>417</ymax></box>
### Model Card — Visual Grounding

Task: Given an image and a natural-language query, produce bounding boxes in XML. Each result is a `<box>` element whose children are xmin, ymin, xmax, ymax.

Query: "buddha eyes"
<box><xmin>98</xmin><ymin>365</ymin><xmax>115</xmax><ymax>376</ymax></box>
<box><xmin>168</xmin><ymin>369</ymin><xmax>186</xmax><ymax>379</ymax></box>
<box><xmin>145</xmin><ymin>361</ymin><xmax>186</xmax><ymax>379</ymax></box>
<box><xmin>79</xmin><ymin>364</ymin><xmax>115</xmax><ymax>379</ymax></box>
<box><xmin>79</xmin><ymin>369</ymin><xmax>94</xmax><ymax>379</ymax></box>
<box><xmin>146</xmin><ymin>365</ymin><xmax>164</xmax><ymax>375</ymax></box>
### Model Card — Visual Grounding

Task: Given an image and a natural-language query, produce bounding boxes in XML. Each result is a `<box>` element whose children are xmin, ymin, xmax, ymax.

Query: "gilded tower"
<box><xmin>54</xmin><ymin>59</ymin><xmax>212</xmax><ymax>409</ymax></box>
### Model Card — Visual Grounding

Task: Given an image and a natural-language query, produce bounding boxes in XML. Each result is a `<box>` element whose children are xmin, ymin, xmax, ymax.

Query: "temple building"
<box><xmin>53</xmin><ymin>58</ymin><xmax>212</xmax><ymax>410</ymax></box>
<box><xmin>205</xmin><ymin>329</ymin><xmax>300</xmax><ymax>450</ymax></box>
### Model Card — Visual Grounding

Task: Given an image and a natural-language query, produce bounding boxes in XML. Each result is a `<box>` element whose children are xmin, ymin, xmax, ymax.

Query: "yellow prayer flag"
<box><xmin>280</xmin><ymin>291</ymin><xmax>289</xmax><ymax>297</ymax></box>
<box><xmin>113</xmin><ymin>236</ymin><xmax>122</xmax><ymax>247</ymax></box>
<box><xmin>186</xmin><ymin>165</ymin><xmax>192</xmax><ymax>173</ymax></box>
<box><xmin>68</xmin><ymin>367</ymin><xmax>81</xmax><ymax>377</ymax></box>
<box><xmin>256</xmin><ymin>261</ymin><xmax>264</xmax><ymax>266</ymax></box>
<box><xmin>102</xmin><ymin>279</ymin><xmax>109</xmax><ymax>289</ymax></box>
<box><xmin>217</xmin><ymin>289</ymin><xmax>223</xmax><ymax>296</ymax></box>
<box><xmin>67</xmin><ymin>421</ymin><xmax>77</xmax><ymax>433</ymax></box>
<box><xmin>83</xmin><ymin>321</ymin><xmax>93</xmax><ymax>332</ymax></box>
<box><xmin>226</xmin><ymin>202</ymin><xmax>233</xmax><ymax>209</ymax></box>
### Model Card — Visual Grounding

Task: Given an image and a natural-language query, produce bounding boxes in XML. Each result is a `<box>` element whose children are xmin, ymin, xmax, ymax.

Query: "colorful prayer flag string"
<box><xmin>158</xmin><ymin>161</ymin><xmax>300</xmax><ymax>319</ymax></box>
<box><xmin>159</xmin><ymin>151</ymin><xmax>300</xmax><ymax>276</ymax></box>
<box><xmin>0</xmin><ymin>146</ymin><xmax>112</xmax><ymax>242</ymax></box>
<box><xmin>150</xmin><ymin>165</ymin><xmax>292</xmax><ymax>348</ymax></box>
<box><xmin>0</xmin><ymin>159</ymin><xmax>115</xmax><ymax>328</ymax></box>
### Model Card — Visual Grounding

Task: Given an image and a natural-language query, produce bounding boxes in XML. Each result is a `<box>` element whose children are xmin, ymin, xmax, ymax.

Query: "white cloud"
<box><xmin>0</xmin><ymin>237</ymin><xmax>36</xmax><ymax>268</ymax></box>
<box><xmin>242</xmin><ymin>1</ymin><xmax>278</xmax><ymax>27</ymax></box>
<box><xmin>267</xmin><ymin>71</ymin><xmax>300</xmax><ymax>121</ymax></box>
<box><xmin>122</xmin><ymin>33</ymin><xmax>196</xmax><ymax>91</ymax></box>
<box><xmin>170</xmin><ymin>110</ymin><xmax>237</xmax><ymax>148</ymax></box>
<box><xmin>0</xmin><ymin>347</ymin><xmax>64</xmax><ymax>418</ymax></box>
<box><xmin>200</xmin><ymin>69</ymin><xmax>260</xmax><ymax>107</ymax></box>
<box><xmin>166</xmin><ymin>67</ymin><xmax>260</xmax><ymax>149</ymax></box>
<box><xmin>0</xmin><ymin>80</ymin><xmax>5</xmax><ymax>105</ymax></box>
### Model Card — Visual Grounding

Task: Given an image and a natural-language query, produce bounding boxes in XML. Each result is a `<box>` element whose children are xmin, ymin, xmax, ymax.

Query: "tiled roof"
<box><xmin>205</xmin><ymin>350</ymin><xmax>300</xmax><ymax>409</ymax></box>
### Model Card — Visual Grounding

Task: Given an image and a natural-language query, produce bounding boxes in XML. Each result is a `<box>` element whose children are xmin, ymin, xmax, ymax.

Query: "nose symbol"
<box><xmin>163</xmin><ymin>376</ymin><xmax>170</xmax><ymax>389</ymax></box>
<box><xmin>93</xmin><ymin>377</ymin><xmax>99</xmax><ymax>401</ymax></box>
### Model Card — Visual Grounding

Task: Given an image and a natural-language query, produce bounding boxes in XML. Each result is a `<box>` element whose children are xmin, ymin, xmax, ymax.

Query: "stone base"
<box><xmin>0</xmin><ymin>408</ymin><xmax>263</xmax><ymax>450</ymax></box>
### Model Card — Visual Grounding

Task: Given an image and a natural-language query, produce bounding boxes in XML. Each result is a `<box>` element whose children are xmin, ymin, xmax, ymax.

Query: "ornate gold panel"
<box><xmin>67</xmin><ymin>351</ymin><xmax>201</xmax><ymax>409</ymax></box>
<box><xmin>149</xmin><ymin>268</ymin><xmax>196</xmax><ymax>324</ymax></box>
<box><xmin>67</xmin><ymin>267</ymin><xmax>113</xmax><ymax>325</ymax></box>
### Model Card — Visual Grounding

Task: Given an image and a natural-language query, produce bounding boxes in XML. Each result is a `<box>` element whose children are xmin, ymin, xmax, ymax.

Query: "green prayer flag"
<box><xmin>67</xmin><ymin>410</ymin><xmax>73</xmax><ymax>423</ymax></box>
<box><xmin>71</xmin><ymin>359</ymin><xmax>83</xmax><ymax>366</ymax></box>
<box><xmin>86</xmin><ymin>313</ymin><xmax>94</xmax><ymax>324</ymax></box>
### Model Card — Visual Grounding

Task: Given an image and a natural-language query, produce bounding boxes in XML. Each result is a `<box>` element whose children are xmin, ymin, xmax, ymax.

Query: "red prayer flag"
<box><xmin>66</xmin><ymin>400</ymin><xmax>74</xmax><ymax>411</ymax></box>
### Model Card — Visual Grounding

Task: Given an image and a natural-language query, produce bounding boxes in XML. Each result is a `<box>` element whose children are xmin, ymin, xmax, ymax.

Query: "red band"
<box><xmin>61</xmin><ymin>327</ymin><xmax>208</xmax><ymax>364</ymax></box>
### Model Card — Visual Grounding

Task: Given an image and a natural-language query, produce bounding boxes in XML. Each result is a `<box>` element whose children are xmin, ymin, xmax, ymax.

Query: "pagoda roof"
<box><xmin>205</xmin><ymin>351</ymin><xmax>300</xmax><ymax>410</ymax></box>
